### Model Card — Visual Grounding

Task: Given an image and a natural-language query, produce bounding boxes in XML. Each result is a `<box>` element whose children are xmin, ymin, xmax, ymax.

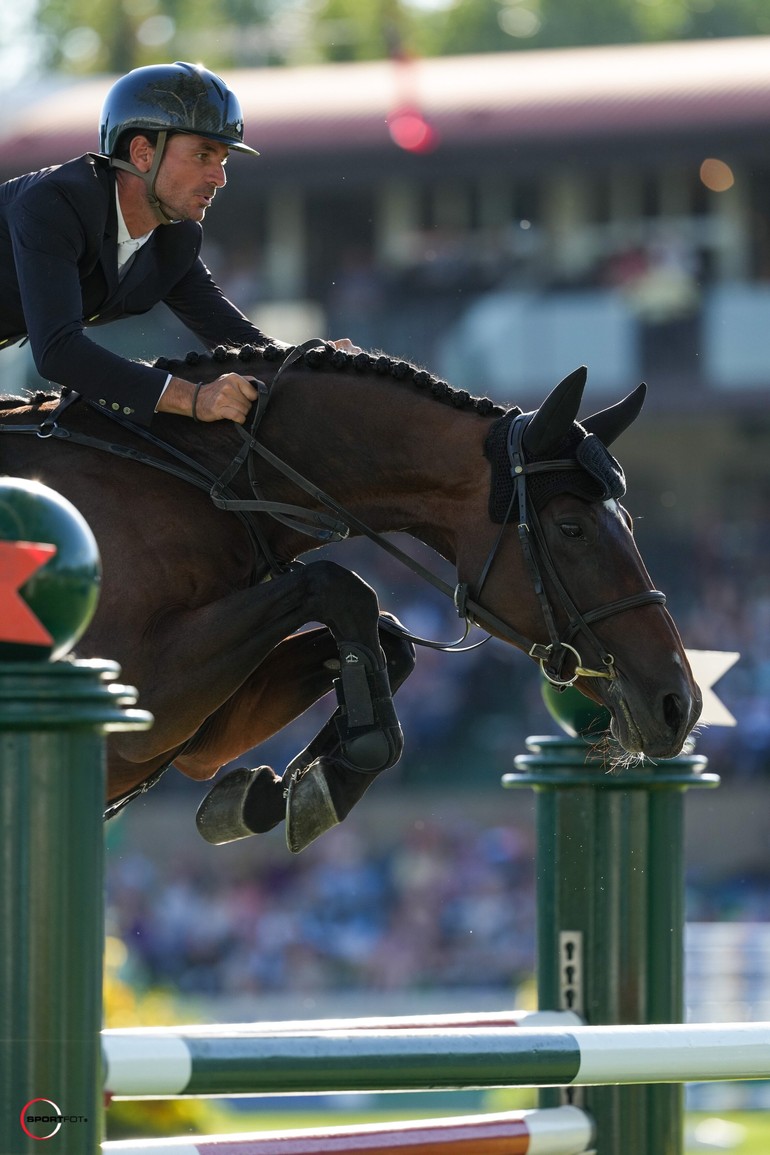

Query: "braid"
<box><xmin>0</xmin><ymin>390</ymin><xmax>59</xmax><ymax>410</ymax></box>
<box><xmin>152</xmin><ymin>342</ymin><xmax>506</xmax><ymax>416</ymax></box>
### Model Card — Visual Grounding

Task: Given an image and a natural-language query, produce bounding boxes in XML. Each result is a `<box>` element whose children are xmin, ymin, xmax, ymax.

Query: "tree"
<box><xmin>313</xmin><ymin>0</ymin><xmax>770</xmax><ymax>61</ymax></box>
<box><xmin>23</xmin><ymin>0</ymin><xmax>770</xmax><ymax>77</ymax></box>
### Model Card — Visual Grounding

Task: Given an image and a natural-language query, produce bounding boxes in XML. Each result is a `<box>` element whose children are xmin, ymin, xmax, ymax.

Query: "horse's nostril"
<box><xmin>663</xmin><ymin>692</ymin><xmax>683</xmax><ymax>733</ymax></box>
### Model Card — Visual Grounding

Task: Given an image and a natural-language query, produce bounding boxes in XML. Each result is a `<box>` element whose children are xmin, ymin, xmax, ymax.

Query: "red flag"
<box><xmin>0</xmin><ymin>540</ymin><xmax>56</xmax><ymax>646</ymax></box>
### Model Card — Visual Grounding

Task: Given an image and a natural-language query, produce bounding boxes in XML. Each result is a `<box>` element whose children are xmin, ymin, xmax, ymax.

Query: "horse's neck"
<box><xmin>264</xmin><ymin>372</ymin><xmax>491</xmax><ymax>563</ymax></box>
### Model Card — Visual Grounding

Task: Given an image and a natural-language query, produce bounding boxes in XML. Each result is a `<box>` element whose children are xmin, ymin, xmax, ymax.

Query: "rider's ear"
<box><xmin>582</xmin><ymin>382</ymin><xmax>647</xmax><ymax>447</ymax></box>
<box><xmin>522</xmin><ymin>365</ymin><xmax>587</xmax><ymax>458</ymax></box>
<box><xmin>128</xmin><ymin>135</ymin><xmax>155</xmax><ymax>173</ymax></box>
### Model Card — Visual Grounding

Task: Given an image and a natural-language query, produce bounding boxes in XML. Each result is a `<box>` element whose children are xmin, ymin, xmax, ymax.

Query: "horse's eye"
<box><xmin>560</xmin><ymin>522</ymin><xmax>583</xmax><ymax>538</ymax></box>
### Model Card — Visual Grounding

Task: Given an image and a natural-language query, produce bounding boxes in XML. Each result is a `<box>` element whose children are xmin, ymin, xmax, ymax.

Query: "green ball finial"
<box><xmin>0</xmin><ymin>478</ymin><xmax>101</xmax><ymax>661</ymax></box>
<box><xmin>540</xmin><ymin>678</ymin><xmax>612</xmax><ymax>738</ymax></box>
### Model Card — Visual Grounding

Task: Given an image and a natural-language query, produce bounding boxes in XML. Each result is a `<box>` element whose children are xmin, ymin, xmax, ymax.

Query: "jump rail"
<box><xmin>101</xmin><ymin>1106</ymin><xmax>594</xmax><ymax>1155</ymax></box>
<box><xmin>102</xmin><ymin>1022</ymin><xmax>770</xmax><ymax>1098</ymax></box>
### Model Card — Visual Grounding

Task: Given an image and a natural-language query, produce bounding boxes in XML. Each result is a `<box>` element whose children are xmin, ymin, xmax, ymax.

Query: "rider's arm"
<box><xmin>8</xmin><ymin>177</ymin><xmax>172</xmax><ymax>425</ymax></box>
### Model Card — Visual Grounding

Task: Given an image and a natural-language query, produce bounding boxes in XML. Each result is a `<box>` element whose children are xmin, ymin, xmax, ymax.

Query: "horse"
<box><xmin>0</xmin><ymin>341</ymin><xmax>701</xmax><ymax>852</ymax></box>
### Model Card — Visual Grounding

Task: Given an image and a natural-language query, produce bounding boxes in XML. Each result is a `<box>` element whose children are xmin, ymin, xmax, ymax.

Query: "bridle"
<box><xmin>473</xmin><ymin>410</ymin><xmax>666</xmax><ymax>685</ymax></box>
<box><xmin>0</xmin><ymin>342</ymin><xmax>666</xmax><ymax>683</ymax></box>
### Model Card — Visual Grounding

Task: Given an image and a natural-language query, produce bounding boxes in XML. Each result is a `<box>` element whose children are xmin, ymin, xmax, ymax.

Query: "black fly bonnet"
<box><xmin>485</xmin><ymin>409</ymin><xmax>626</xmax><ymax>521</ymax></box>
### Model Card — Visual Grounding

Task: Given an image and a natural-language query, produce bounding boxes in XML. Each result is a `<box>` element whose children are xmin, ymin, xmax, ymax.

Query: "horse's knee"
<box><xmin>303</xmin><ymin>560</ymin><xmax>380</xmax><ymax>627</ymax></box>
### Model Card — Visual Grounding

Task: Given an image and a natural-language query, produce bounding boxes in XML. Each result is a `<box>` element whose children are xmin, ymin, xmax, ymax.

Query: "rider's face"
<box><xmin>152</xmin><ymin>134</ymin><xmax>229</xmax><ymax>223</ymax></box>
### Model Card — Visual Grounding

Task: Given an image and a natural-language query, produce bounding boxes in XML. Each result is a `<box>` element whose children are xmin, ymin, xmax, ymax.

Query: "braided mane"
<box><xmin>0</xmin><ymin>390</ymin><xmax>58</xmax><ymax>411</ymax></box>
<box><xmin>152</xmin><ymin>342</ymin><xmax>507</xmax><ymax>418</ymax></box>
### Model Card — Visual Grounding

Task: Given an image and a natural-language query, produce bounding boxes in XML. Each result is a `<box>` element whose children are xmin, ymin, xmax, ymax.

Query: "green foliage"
<box><xmin>26</xmin><ymin>0</ymin><xmax>770</xmax><ymax>75</ymax></box>
<box><xmin>686</xmin><ymin>1114</ymin><xmax>770</xmax><ymax>1154</ymax></box>
<box><xmin>313</xmin><ymin>0</ymin><xmax>770</xmax><ymax>61</ymax></box>
<box><xmin>103</xmin><ymin>937</ymin><xmax>215</xmax><ymax>1139</ymax></box>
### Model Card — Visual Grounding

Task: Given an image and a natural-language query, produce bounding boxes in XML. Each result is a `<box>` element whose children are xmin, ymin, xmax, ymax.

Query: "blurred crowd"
<box><xmin>105</xmin><ymin>807</ymin><xmax>770</xmax><ymax>1001</ymax></box>
<box><xmin>639</xmin><ymin>506</ymin><xmax>770</xmax><ymax>777</ymax></box>
<box><xmin>107</xmin><ymin>814</ymin><xmax>538</xmax><ymax>998</ymax></box>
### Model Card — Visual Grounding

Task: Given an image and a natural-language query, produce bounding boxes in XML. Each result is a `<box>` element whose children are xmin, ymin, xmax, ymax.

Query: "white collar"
<box><xmin>115</xmin><ymin>186</ymin><xmax>153</xmax><ymax>252</ymax></box>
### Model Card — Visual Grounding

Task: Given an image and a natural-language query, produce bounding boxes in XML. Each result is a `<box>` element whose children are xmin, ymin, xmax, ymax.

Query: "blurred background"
<box><xmin>3</xmin><ymin>0</ymin><xmax>770</xmax><ymax>1137</ymax></box>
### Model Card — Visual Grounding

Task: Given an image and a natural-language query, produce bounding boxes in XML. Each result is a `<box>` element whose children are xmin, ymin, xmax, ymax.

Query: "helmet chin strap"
<box><xmin>109</xmin><ymin>130</ymin><xmax>178</xmax><ymax>226</ymax></box>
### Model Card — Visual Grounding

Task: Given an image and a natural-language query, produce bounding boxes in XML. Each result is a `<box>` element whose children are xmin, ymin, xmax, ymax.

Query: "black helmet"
<box><xmin>99</xmin><ymin>61</ymin><xmax>258</xmax><ymax>156</ymax></box>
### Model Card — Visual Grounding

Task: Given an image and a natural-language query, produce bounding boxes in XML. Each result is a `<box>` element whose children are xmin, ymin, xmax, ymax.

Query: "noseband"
<box><xmin>470</xmin><ymin>410</ymin><xmax>666</xmax><ymax>685</ymax></box>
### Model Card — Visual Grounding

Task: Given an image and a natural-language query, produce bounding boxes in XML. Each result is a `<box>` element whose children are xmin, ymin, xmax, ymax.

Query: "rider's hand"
<box><xmin>158</xmin><ymin>374</ymin><xmax>259</xmax><ymax>424</ymax></box>
<box><xmin>193</xmin><ymin>374</ymin><xmax>259</xmax><ymax>424</ymax></box>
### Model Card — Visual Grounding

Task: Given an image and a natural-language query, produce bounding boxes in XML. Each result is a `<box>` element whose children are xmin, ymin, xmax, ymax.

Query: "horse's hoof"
<box><xmin>285</xmin><ymin>757</ymin><xmax>382</xmax><ymax>854</ymax></box>
<box><xmin>285</xmin><ymin>758</ymin><xmax>342</xmax><ymax>854</ymax></box>
<box><xmin>196</xmin><ymin>765</ymin><xmax>284</xmax><ymax>844</ymax></box>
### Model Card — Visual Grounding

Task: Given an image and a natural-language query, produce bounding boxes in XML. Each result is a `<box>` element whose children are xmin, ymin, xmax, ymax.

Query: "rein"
<box><xmin>0</xmin><ymin>343</ymin><xmax>666</xmax><ymax>675</ymax></box>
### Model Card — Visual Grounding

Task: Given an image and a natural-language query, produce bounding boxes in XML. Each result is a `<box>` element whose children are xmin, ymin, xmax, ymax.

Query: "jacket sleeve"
<box><xmin>8</xmin><ymin>180</ymin><xmax>169</xmax><ymax>426</ymax></box>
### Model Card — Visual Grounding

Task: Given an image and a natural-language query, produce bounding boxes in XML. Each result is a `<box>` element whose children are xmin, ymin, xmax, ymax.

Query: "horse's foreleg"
<box><xmin>284</xmin><ymin>617</ymin><xmax>416</xmax><ymax>852</ymax></box>
<box><xmin>286</xmin><ymin>630</ymin><xmax>413</xmax><ymax>777</ymax></box>
<box><xmin>195</xmin><ymin>615</ymin><xmax>416</xmax><ymax>852</ymax></box>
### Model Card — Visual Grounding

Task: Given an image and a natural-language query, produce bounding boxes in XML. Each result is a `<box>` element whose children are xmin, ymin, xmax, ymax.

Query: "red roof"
<box><xmin>2</xmin><ymin>36</ymin><xmax>770</xmax><ymax>171</ymax></box>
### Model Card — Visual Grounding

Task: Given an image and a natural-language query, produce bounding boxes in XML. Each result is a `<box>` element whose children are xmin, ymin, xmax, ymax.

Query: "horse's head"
<box><xmin>469</xmin><ymin>367</ymin><xmax>701</xmax><ymax>759</ymax></box>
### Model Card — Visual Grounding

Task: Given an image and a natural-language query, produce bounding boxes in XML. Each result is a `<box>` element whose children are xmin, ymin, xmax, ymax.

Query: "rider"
<box><xmin>0</xmin><ymin>61</ymin><xmax>355</xmax><ymax>426</ymax></box>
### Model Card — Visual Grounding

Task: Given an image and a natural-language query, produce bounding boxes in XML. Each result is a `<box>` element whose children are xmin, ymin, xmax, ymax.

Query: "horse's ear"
<box><xmin>523</xmin><ymin>366</ymin><xmax>587</xmax><ymax>457</ymax></box>
<box><xmin>581</xmin><ymin>382</ymin><xmax>647</xmax><ymax>447</ymax></box>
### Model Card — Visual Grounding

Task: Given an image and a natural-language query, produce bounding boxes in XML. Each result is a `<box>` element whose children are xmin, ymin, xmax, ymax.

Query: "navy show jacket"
<box><xmin>0</xmin><ymin>153</ymin><xmax>265</xmax><ymax>425</ymax></box>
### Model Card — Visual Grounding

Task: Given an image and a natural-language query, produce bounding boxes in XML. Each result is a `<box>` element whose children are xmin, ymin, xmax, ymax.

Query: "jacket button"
<box><xmin>122</xmin><ymin>407</ymin><xmax>134</xmax><ymax>415</ymax></box>
<box><xmin>111</xmin><ymin>403</ymin><xmax>120</xmax><ymax>410</ymax></box>
<box><xmin>99</xmin><ymin>399</ymin><xmax>106</xmax><ymax>406</ymax></box>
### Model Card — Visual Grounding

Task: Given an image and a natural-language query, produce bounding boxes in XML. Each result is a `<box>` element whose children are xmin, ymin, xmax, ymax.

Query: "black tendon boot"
<box><xmin>196</xmin><ymin>617</ymin><xmax>415</xmax><ymax>852</ymax></box>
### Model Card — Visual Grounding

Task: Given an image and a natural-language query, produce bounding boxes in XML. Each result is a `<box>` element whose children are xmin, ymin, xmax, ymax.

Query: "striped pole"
<box><xmin>102</xmin><ymin>1022</ymin><xmax>770</xmax><ymax>1098</ymax></box>
<box><xmin>102</xmin><ymin>1106</ymin><xmax>594</xmax><ymax>1154</ymax></box>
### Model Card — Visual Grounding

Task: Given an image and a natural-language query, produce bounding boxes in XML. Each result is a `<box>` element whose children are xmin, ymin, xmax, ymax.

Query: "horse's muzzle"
<box><xmin>607</xmin><ymin>676</ymin><xmax>702</xmax><ymax>759</ymax></box>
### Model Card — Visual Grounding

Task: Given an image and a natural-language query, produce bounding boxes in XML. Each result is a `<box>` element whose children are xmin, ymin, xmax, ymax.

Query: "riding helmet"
<box><xmin>99</xmin><ymin>61</ymin><xmax>259</xmax><ymax>156</ymax></box>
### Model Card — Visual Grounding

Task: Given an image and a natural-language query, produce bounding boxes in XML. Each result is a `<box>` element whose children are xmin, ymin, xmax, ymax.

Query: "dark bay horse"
<box><xmin>0</xmin><ymin>342</ymin><xmax>701</xmax><ymax>851</ymax></box>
